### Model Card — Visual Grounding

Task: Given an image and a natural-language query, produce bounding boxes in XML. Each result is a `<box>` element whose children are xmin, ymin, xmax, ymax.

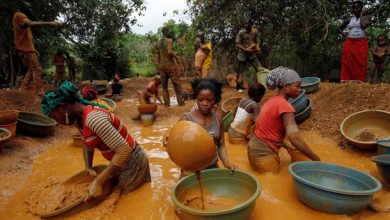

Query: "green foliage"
<box><xmin>0</xmin><ymin>0</ymin><xmax>145</xmax><ymax>81</ymax></box>
<box><xmin>186</xmin><ymin>0</ymin><xmax>390</xmax><ymax>79</ymax></box>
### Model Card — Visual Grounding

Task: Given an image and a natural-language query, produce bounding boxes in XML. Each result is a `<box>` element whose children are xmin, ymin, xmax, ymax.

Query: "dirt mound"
<box><xmin>0</xmin><ymin>90</ymin><xmax>42</xmax><ymax>113</ymax></box>
<box><xmin>299</xmin><ymin>82</ymin><xmax>390</xmax><ymax>139</ymax></box>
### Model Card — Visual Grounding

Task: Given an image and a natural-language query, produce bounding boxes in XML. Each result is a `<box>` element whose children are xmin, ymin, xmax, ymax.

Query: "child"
<box><xmin>248</xmin><ymin>67</ymin><xmax>320</xmax><ymax>173</ymax></box>
<box><xmin>132</xmin><ymin>75</ymin><xmax>163</xmax><ymax>120</ymax></box>
<box><xmin>370</xmin><ymin>35</ymin><xmax>389</xmax><ymax>83</ymax></box>
<box><xmin>111</xmin><ymin>74</ymin><xmax>123</xmax><ymax>101</ymax></box>
<box><xmin>180</xmin><ymin>78</ymin><xmax>236</xmax><ymax>177</ymax></box>
<box><xmin>228</xmin><ymin>83</ymin><xmax>265</xmax><ymax>144</ymax></box>
<box><xmin>53</xmin><ymin>49</ymin><xmax>67</xmax><ymax>87</ymax></box>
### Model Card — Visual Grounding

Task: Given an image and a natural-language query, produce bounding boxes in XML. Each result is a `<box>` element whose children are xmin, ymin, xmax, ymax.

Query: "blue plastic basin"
<box><xmin>289</xmin><ymin>161</ymin><xmax>382</xmax><ymax>214</ymax></box>
<box><xmin>377</xmin><ymin>139</ymin><xmax>390</xmax><ymax>155</ymax></box>
<box><xmin>371</xmin><ymin>154</ymin><xmax>390</xmax><ymax>184</ymax></box>
<box><xmin>301</xmin><ymin>77</ymin><xmax>320</xmax><ymax>94</ymax></box>
<box><xmin>288</xmin><ymin>89</ymin><xmax>307</xmax><ymax>113</ymax></box>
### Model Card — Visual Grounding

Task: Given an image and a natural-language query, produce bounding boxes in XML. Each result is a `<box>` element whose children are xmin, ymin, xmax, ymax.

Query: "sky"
<box><xmin>131</xmin><ymin>0</ymin><xmax>190</xmax><ymax>35</ymax></box>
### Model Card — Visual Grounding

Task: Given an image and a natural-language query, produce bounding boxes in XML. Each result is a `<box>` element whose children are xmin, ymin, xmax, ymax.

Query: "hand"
<box><xmin>84</xmin><ymin>178</ymin><xmax>103</xmax><ymax>202</ymax></box>
<box><xmin>87</xmin><ymin>168</ymin><xmax>97</xmax><ymax>177</ymax></box>
<box><xmin>225</xmin><ymin>162</ymin><xmax>237</xmax><ymax>171</ymax></box>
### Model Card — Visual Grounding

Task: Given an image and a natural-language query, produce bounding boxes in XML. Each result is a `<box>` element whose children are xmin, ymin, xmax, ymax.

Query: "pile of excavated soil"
<box><xmin>0</xmin><ymin>90</ymin><xmax>42</xmax><ymax>113</ymax></box>
<box><xmin>299</xmin><ymin>82</ymin><xmax>390</xmax><ymax>139</ymax></box>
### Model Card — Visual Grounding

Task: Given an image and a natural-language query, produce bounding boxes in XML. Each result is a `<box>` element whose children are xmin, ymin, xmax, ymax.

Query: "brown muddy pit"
<box><xmin>0</xmin><ymin>82</ymin><xmax>390</xmax><ymax>219</ymax></box>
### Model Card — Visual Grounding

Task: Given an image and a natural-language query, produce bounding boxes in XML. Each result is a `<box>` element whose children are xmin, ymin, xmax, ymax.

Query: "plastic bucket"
<box><xmin>256</xmin><ymin>68</ymin><xmax>269</xmax><ymax>85</ymax></box>
<box><xmin>0</xmin><ymin>110</ymin><xmax>19</xmax><ymax>125</ymax></box>
<box><xmin>223</xmin><ymin>111</ymin><xmax>234</xmax><ymax>131</ymax></box>
<box><xmin>0</xmin><ymin>121</ymin><xmax>17</xmax><ymax>140</ymax></box>
<box><xmin>377</xmin><ymin>140</ymin><xmax>390</xmax><ymax>155</ymax></box>
<box><xmin>141</xmin><ymin>114</ymin><xmax>154</xmax><ymax>127</ymax></box>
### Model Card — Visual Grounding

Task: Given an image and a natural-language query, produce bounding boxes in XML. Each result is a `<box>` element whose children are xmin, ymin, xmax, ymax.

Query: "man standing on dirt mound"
<box><xmin>154</xmin><ymin>26</ymin><xmax>184</xmax><ymax>106</ymax></box>
<box><xmin>12</xmin><ymin>0</ymin><xmax>59</xmax><ymax>95</ymax></box>
<box><xmin>235</xmin><ymin>19</ymin><xmax>262</xmax><ymax>93</ymax></box>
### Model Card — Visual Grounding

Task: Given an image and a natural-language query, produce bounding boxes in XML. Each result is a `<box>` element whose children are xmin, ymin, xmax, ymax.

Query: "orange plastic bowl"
<box><xmin>167</xmin><ymin>121</ymin><xmax>217</xmax><ymax>172</ymax></box>
<box><xmin>138</xmin><ymin>104</ymin><xmax>158</xmax><ymax>114</ymax></box>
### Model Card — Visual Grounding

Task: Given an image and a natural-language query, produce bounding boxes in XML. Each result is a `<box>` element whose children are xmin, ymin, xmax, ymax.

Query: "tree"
<box><xmin>186</xmin><ymin>0</ymin><xmax>390</xmax><ymax>79</ymax></box>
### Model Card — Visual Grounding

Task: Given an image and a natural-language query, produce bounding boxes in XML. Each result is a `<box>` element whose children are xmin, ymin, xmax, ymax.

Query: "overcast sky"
<box><xmin>131</xmin><ymin>0</ymin><xmax>190</xmax><ymax>35</ymax></box>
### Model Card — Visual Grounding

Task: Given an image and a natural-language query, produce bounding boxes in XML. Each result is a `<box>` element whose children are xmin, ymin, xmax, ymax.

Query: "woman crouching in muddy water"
<box><xmin>41</xmin><ymin>81</ymin><xmax>151</xmax><ymax>200</ymax></box>
<box><xmin>180</xmin><ymin>78</ymin><xmax>236</xmax><ymax>177</ymax></box>
<box><xmin>248</xmin><ymin>67</ymin><xmax>320</xmax><ymax>173</ymax></box>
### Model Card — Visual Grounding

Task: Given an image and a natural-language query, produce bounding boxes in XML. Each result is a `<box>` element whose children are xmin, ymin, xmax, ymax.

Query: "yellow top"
<box><xmin>202</xmin><ymin>42</ymin><xmax>212</xmax><ymax>69</ymax></box>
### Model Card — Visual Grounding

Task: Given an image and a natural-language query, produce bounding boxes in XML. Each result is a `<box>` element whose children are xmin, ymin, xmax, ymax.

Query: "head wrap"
<box><xmin>266</xmin><ymin>66</ymin><xmax>301</xmax><ymax>90</ymax></box>
<box><xmin>41</xmin><ymin>81</ymin><xmax>107</xmax><ymax>116</ymax></box>
<box><xmin>81</xmin><ymin>85</ymin><xmax>98</xmax><ymax>100</ymax></box>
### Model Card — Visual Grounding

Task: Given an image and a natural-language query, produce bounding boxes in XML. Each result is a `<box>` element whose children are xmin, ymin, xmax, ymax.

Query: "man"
<box><xmin>13</xmin><ymin>1</ymin><xmax>59</xmax><ymax>95</ymax></box>
<box><xmin>65</xmin><ymin>52</ymin><xmax>77</xmax><ymax>83</ymax></box>
<box><xmin>235</xmin><ymin>19</ymin><xmax>262</xmax><ymax>93</ymax></box>
<box><xmin>154</xmin><ymin>26</ymin><xmax>184</xmax><ymax>106</ymax></box>
<box><xmin>194</xmin><ymin>31</ymin><xmax>212</xmax><ymax>78</ymax></box>
<box><xmin>53</xmin><ymin>49</ymin><xmax>66</xmax><ymax>87</ymax></box>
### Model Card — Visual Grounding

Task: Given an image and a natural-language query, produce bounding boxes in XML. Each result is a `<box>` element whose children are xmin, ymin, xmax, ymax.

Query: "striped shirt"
<box><xmin>82</xmin><ymin>106</ymin><xmax>136</xmax><ymax>167</ymax></box>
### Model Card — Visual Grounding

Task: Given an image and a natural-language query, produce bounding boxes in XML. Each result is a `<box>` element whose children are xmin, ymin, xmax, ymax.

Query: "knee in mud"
<box><xmin>250</xmin><ymin>156</ymin><xmax>279</xmax><ymax>173</ymax></box>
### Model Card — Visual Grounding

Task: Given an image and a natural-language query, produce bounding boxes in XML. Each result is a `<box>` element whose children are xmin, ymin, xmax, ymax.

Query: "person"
<box><xmin>139</xmin><ymin>75</ymin><xmax>163</xmax><ymax>104</ymax></box>
<box><xmin>81</xmin><ymin>85</ymin><xmax>113</xmax><ymax>112</ymax></box>
<box><xmin>339</xmin><ymin>1</ymin><xmax>371</xmax><ymax>82</ymax></box>
<box><xmin>180</xmin><ymin>78</ymin><xmax>236</xmax><ymax>177</ymax></box>
<box><xmin>194</xmin><ymin>31</ymin><xmax>212</xmax><ymax>78</ymax></box>
<box><xmin>248</xmin><ymin>67</ymin><xmax>320</xmax><ymax>173</ymax></box>
<box><xmin>369</xmin><ymin>35</ymin><xmax>389</xmax><ymax>83</ymax></box>
<box><xmin>65</xmin><ymin>52</ymin><xmax>77</xmax><ymax>83</ymax></box>
<box><xmin>235</xmin><ymin>19</ymin><xmax>262</xmax><ymax>93</ymax></box>
<box><xmin>110</xmin><ymin>74</ymin><xmax>123</xmax><ymax>101</ymax></box>
<box><xmin>41</xmin><ymin>81</ymin><xmax>151</xmax><ymax>199</ymax></box>
<box><xmin>228</xmin><ymin>83</ymin><xmax>265</xmax><ymax>144</ymax></box>
<box><xmin>53</xmin><ymin>49</ymin><xmax>67</xmax><ymax>87</ymax></box>
<box><xmin>132</xmin><ymin>75</ymin><xmax>163</xmax><ymax>120</ymax></box>
<box><xmin>154</xmin><ymin>26</ymin><xmax>184</xmax><ymax>106</ymax></box>
<box><xmin>13</xmin><ymin>0</ymin><xmax>60</xmax><ymax>95</ymax></box>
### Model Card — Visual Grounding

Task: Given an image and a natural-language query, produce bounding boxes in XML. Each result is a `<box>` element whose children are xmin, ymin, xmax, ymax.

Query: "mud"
<box><xmin>356</xmin><ymin>131</ymin><xmax>377</xmax><ymax>142</ymax></box>
<box><xmin>26</xmin><ymin>177</ymin><xmax>89</xmax><ymax>216</ymax></box>
<box><xmin>0</xmin><ymin>81</ymin><xmax>389</xmax><ymax>219</ymax></box>
<box><xmin>182</xmin><ymin>191</ymin><xmax>241</xmax><ymax>210</ymax></box>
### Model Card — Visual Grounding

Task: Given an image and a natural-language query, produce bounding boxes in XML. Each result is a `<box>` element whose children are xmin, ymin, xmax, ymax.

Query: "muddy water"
<box><xmin>0</xmin><ymin>126</ymin><xmax>389</xmax><ymax>219</ymax></box>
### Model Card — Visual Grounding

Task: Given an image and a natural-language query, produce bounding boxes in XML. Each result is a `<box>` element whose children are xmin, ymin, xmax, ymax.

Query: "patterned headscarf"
<box><xmin>81</xmin><ymin>85</ymin><xmax>98</xmax><ymax>100</ymax></box>
<box><xmin>266</xmin><ymin>66</ymin><xmax>301</xmax><ymax>90</ymax></box>
<box><xmin>41</xmin><ymin>81</ymin><xmax>107</xmax><ymax>116</ymax></box>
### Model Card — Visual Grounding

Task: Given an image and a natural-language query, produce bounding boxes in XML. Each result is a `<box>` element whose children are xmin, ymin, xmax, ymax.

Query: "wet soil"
<box><xmin>0</xmin><ymin>80</ymin><xmax>389</xmax><ymax>219</ymax></box>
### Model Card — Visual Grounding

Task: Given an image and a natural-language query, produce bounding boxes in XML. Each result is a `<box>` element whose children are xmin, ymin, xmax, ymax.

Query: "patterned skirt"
<box><xmin>247</xmin><ymin>136</ymin><xmax>280</xmax><ymax>173</ymax></box>
<box><xmin>115</xmin><ymin>145</ymin><xmax>151</xmax><ymax>194</ymax></box>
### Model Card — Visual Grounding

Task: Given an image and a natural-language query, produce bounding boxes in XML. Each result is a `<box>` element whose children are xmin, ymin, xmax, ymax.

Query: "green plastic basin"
<box><xmin>172</xmin><ymin>168</ymin><xmax>261</xmax><ymax>220</ymax></box>
<box><xmin>17</xmin><ymin>111</ymin><xmax>57</xmax><ymax>137</ymax></box>
<box><xmin>223</xmin><ymin>111</ymin><xmax>234</xmax><ymax>131</ymax></box>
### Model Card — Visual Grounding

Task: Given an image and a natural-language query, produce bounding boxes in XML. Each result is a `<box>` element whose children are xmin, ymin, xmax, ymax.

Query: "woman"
<box><xmin>248</xmin><ymin>67</ymin><xmax>320</xmax><ymax>173</ymax></box>
<box><xmin>339</xmin><ymin>1</ymin><xmax>371</xmax><ymax>82</ymax></box>
<box><xmin>41</xmin><ymin>81</ymin><xmax>151</xmax><ymax>200</ymax></box>
<box><xmin>180</xmin><ymin>78</ymin><xmax>235</xmax><ymax>174</ymax></box>
<box><xmin>228</xmin><ymin>83</ymin><xmax>265</xmax><ymax>144</ymax></box>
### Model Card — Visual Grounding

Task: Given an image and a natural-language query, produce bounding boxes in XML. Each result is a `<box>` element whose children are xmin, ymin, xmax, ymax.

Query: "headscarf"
<box><xmin>81</xmin><ymin>85</ymin><xmax>98</xmax><ymax>100</ymax></box>
<box><xmin>266</xmin><ymin>66</ymin><xmax>301</xmax><ymax>90</ymax></box>
<box><xmin>41</xmin><ymin>81</ymin><xmax>107</xmax><ymax>116</ymax></box>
